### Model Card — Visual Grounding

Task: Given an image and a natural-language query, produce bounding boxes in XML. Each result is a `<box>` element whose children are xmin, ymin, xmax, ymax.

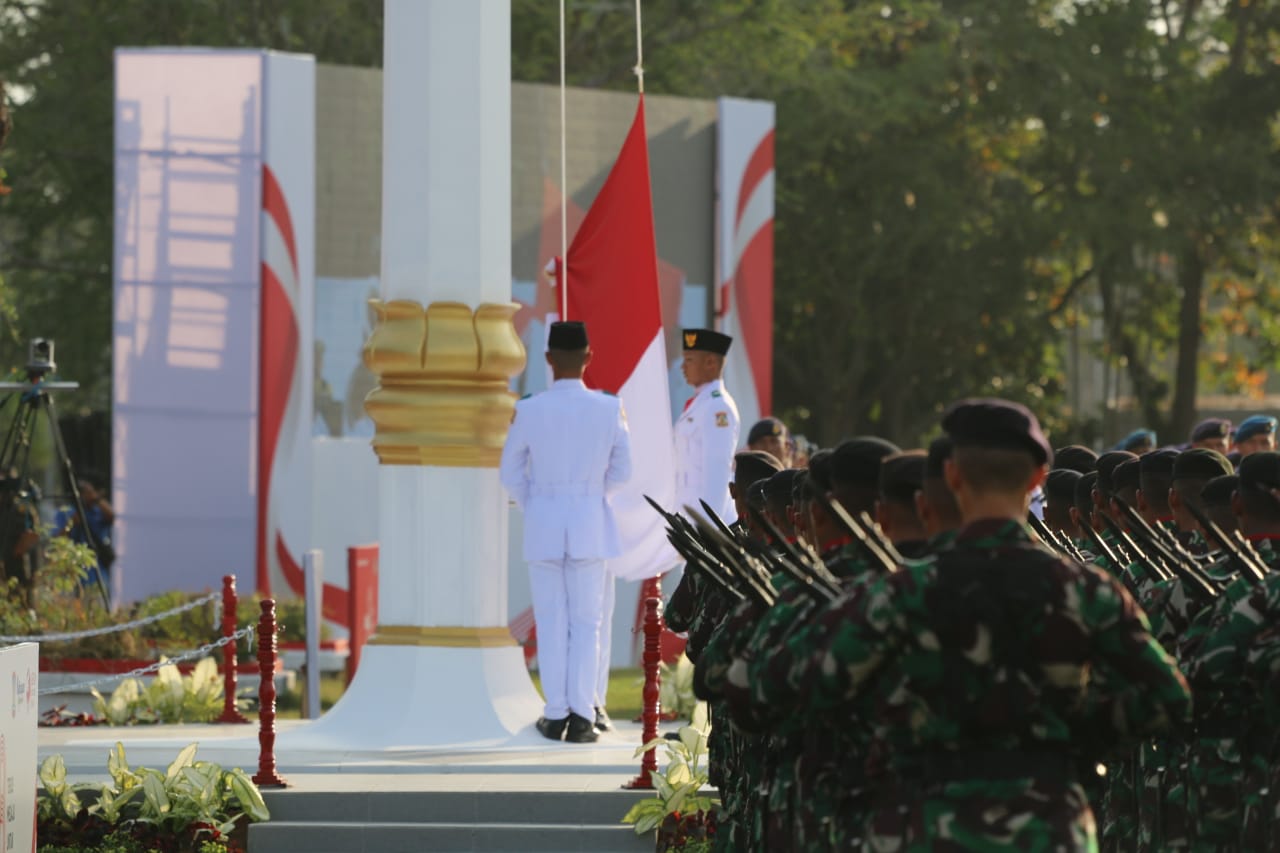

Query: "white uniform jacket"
<box><xmin>673</xmin><ymin>378</ymin><xmax>740</xmax><ymax>521</ymax></box>
<box><xmin>499</xmin><ymin>378</ymin><xmax>633</xmax><ymax>562</ymax></box>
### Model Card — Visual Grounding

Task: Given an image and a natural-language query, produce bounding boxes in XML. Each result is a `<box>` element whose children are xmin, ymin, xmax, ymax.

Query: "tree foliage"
<box><xmin>2</xmin><ymin>0</ymin><xmax>1279</xmax><ymax>445</ymax></box>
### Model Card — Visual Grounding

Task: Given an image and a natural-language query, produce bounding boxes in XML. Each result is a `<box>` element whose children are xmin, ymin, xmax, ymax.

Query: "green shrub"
<box><xmin>38</xmin><ymin>742</ymin><xmax>268</xmax><ymax>853</ymax></box>
<box><xmin>90</xmin><ymin>657</ymin><xmax>233</xmax><ymax>725</ymax></box>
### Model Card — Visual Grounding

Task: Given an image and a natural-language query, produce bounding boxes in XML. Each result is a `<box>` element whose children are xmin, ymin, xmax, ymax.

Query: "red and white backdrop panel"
<box><xmin>716</xmin><ymin>98</ymin><xmax>776</xmax><ymax>429</ymax></box>
<box><xmin>113</xmin><ymin>49</ymin><xmax>314</xmax><ymax>603</ymax></box>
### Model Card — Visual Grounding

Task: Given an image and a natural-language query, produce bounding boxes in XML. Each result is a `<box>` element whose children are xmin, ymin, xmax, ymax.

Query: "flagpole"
<box><xmin>559</xmin><ymin>0</ymin><xmax>569</xmax><ymax>319</ymax></box>
<box><xmin>633</xmin><ymin>0</ymin><xmax>644</xmax><ymax>94</ymax></box>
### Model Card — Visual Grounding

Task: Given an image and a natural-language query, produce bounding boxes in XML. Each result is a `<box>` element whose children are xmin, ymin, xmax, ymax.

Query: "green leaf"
<box><xmin>632</xmin><ymin>737</ymin><xmax>666</xmax><ymax>758</ymax></box>
<box><xmin>166</xmin><ymin>743</ymin><xmax>199</xmax><ymax>781</ymax></box>
<box><xmin>227</xmin><ymin>768</ymin><xmax>271</xmax><ymax>822</ymax></box>
<box><xmin>39</xmin><ymin>754</ymin><xmax>67</xmax><ymax>795</ymax></box>
<box><xmin>142</xmin><ymin>772</ymin><xmax>171</xmax><ymax>816</ymax></box>
<box><xmin>635</xmin><ymin>811</ymin><xmax>664</xmax><ymax>835</ymax></box>
<box><xmin>620</xmin><ymin>798</ymin><xmax>663</xmax><ymax>826</ymax></box>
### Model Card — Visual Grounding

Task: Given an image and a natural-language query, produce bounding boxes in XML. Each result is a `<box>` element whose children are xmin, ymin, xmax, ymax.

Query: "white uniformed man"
<box><xmin>674</xmin><ymin>329</ymin><xmax>740</xmax><ymax>522</ymax></box>
<box><xmin>500</xmin><ymin>321</ymin><xmax>632</xmax><ymax>743</ymax></box>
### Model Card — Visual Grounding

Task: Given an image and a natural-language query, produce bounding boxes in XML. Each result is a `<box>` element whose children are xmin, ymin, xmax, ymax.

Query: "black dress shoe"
<box><xmin>565</xmin><ymin>712</ymin><xmax>600</xmax><ymax>743</ymax></box>
<box><xmin>536</xmin><ymin>716</ymin><xmax>568</xmax><ymax>741</ymax></box>
<box><xmin>593</xmin><ymin>706</ymin><xmax>614</xmax><ymax>732</ymax></box>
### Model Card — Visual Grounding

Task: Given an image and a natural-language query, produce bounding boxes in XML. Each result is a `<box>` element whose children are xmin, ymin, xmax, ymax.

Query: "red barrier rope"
<box><xmin>215</xmin><ymin>575</ymin><xmax>249</xmax><ymax>724</ymax></box>
<box><xmin>253</xmin><ymin>598</ymin><xmax>287</xmax><ymax>787</ymax></box>
<box><xmin>623</xmin><ymin>587</ymin><xmax>663</xmax><ymax>790</ymax></box>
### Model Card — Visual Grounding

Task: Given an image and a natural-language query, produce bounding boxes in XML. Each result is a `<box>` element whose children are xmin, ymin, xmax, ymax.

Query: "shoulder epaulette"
<box><xmin>711</xmin><ymin>390</ymin><xmax>722</xmax><ymax>398</ymax></box>
<box><xmin>520</xmin><ymin>393</ymin><xmax>532</xmax><ymax>400</ymax></box>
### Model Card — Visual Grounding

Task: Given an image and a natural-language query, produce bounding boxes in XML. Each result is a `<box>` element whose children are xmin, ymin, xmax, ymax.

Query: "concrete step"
<box><xmin>248</xmin><ymin>788</ymin><xmax>656</xmax><ymax>852</ymax></box>
<box><xmin>248</xmin><ymin>820</ymin><xmax>650</xmax><ymax>853</ymax></box>
<box><xmin>259</xmin><ymin>789</ymin><xmax>650</xmax><ymax>825</ymax></box>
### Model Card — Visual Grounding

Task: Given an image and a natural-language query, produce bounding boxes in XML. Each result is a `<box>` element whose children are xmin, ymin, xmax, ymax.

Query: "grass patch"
<box><xmin>275</xmin><ymin>667</ymin><xmax>646</xmax><ymax>721</ymax></box>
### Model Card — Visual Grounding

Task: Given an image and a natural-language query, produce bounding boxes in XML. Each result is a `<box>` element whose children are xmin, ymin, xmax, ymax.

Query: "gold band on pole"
<box><xmin>366</xmin><ymin>625</ymin><xmax>518</xmax><ymax>648</ymax></box>
<box><xmin>363</xmin><ymin>300</ymin><xmax>527</xmax><ymax>467</ymax></box>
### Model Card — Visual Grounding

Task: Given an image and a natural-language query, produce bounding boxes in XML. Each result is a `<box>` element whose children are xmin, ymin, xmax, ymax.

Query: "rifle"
<box><xmin>688</xmin><ymin>505</ymin><xmax>835</xmax><ymax>603</ymax></box>
<box><xmin>1185</xmin><ymin>499</ymin><xmax>1269</xmax><ymax>584</ymax></box>
<box><xmin>1106</xmin><ymin>500</ymin><xmax>1221</xmax><ymax>599</ymax></box>
<box><xmin>686</xmin><ymin>504</ymin><xmax>793</xmax><ymax>604</ymax></box>
<box><xmin>1097</xmin><ymin>513</ymin><xmax>1175</xmax><ymax>589</ymax></box>
<box><xmin>744</xmin><ymin>506</ymin><xmax>843</xmax><ymax>596</ymax></box>
<box><xmin>813</xmin><ymin>494</ymin><xmax>902</xmax><ymax>575</ymax></box>
<box><xmin>1027</xmin><ymin>512</ymin><xmax>1071</xmax><ymax>557</ymax></box>
<box><xmin>644</xmin><ymin>495</ymin><xmax>755</xmax><ymax>605</ymax></box>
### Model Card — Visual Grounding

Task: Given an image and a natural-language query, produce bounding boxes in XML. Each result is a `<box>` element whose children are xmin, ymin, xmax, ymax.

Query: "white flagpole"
<box><xmin>633</xmin><ymin>0</ymin><xmax>644</xmax><ymax>94</ymax></box>
<box><xmin>559</xmin><ymin>0</ymin><xmax>569</xmax><ymax>319</ymax></box>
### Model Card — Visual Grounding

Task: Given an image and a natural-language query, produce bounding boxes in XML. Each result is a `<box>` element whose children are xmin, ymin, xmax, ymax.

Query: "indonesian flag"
<box><xmin>563</xmin><ymin>95</ymin><xmax>679</xmax><ymax>581</ymax></box>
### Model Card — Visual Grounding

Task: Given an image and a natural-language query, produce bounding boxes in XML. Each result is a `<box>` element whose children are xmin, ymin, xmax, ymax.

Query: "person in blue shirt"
<box><xmin>54</xmin><ymin>478</ymin><xmax>115</xmax><ymax>599</ymax></box>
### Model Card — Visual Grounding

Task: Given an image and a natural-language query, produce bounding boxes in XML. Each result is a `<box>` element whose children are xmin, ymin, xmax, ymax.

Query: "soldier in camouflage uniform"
<box><xmin>697</xmin><ymin>437</ymin><xmax>902</xmax><ymax>851</ymax></box>
<box><xmin>665</xmin><ymin>448</ymin><xmax>781</xmax><ymax>849</ymax></box>
<box><xmin>765</xmin><ymin>399</ymin><xmax>1191</xmax><ymax>850</ymax></box>
<box><xmin>1182</xmin><ymin>451</ymin><xmax>1280</xmax><ymax>850</ymax></box>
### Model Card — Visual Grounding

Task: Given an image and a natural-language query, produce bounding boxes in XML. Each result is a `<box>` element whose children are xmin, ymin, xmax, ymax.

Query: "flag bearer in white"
<box><xmin>500</xmin><ymin>321</ymin><xmax>633</xmax><ymax>743</ymax></box>
<box><xmin>674</xmin><ymin>329</ymin><xmax>741</xmax><ymax>522</ymax></box>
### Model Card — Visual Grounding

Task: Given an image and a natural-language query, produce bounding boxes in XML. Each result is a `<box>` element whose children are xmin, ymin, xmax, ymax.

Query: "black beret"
<box><xmin>1075</xmin><ymin>471</ymin><xmax>1099</xmax><ymax>511</ymax></box>
<box><xmin>791</xmin><ymin>469</ymin><xmax>810</xmax><ymax>505</ymax></box>
<box><xmin>746</xmin><ymin>480</ymin><xmax>768</xmax><ymax>511</ymax></box>
<box><xmin>1172</xmin><ymin>448</ymin><xmax>1233</xmax><ymax>482</ymax></box>
<box><xmin>1238</xmin><ymin>451</ymin><xmax>1280</xmax><ymax>494</ymax></box>
<box><xmin>1228</xmin><ymin>451</ymin><xmax>1243</xmax><ymax>469</ymax></box>
<box><xmin>1139</xmin><ymin>448</ymin><xmax>1179</xmax><ymax>477</ymax></box>
<box><xmin>806</xmin><ymin>448</ymin><xmax>836</xmax><ymax>495</ymax></box>
<box><xmin>1191</xmin><ymin>418</ymin><xmax>1233</xmax><ymax>443</ymax></box>
<box><xmin>1053</xmin><ymin>445</ymin><xmax>1098</xmax><ymax>474</ymax></box>
<box><xmin>1112</xmin><ymin>457</ymin><xmax>1142</xmax><ymax>493</ymax></box>
<box><xmin>1046</xmin><ymin>468</ymin><xmax>1083</xmax><ymax>502</ymax></box>
<box><xmin>747</xmin><ymin>417</ymin><xmax>787</xmax><ymax>444</ymax></box>
<box><xmin>878</xmin><ymin>451</ymin><xmax>927</xmax><ymax>504</ymax></box>
<box><xmin>925</xmin><ymin>436</ymin><xmax>953</xmax><ymax>480</ymax></box>
<box><xmin>942</xmin><ymin>398</ymin><xmax>1052</xmax><ymax>466</ymax></box>
<box><xmin>732</xmin><ymin>450</ymin><xmax>783</xmax><ymax>489</ymax></box>
<box><xmin>831</xmin><ymin>437</ymin><xmax>902</xmax><ymax>490</ymax></box>
<box><xmin>1201</xmin><ymin>474</ymin><xmax>1239</xmax><ymax>509</ymax></box>
<box><xmin>682</xmin><ymin>328</ymin><xmax>732</xmax><ymax>356</ymax></box>
<box><xmin>547</xmin><ymin>321</ymin><xmax>589</xmax><ymax>351</ymax></box>
<box><xmin>762</xmin><ymin>469</ymin><xmax>801</xmax><ymax>504</ymax></box>
<box><xmin>1095</xmin><ymin>451</ymin><xmax>1139</xmax><ymax>496</ymax></box>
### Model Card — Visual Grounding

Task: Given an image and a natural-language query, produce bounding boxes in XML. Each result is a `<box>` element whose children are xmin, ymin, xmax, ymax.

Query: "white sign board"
<box><xmin>0</xmin><ymin>643</ymin><xmax>37</xmax><ymax>853</ymax></box>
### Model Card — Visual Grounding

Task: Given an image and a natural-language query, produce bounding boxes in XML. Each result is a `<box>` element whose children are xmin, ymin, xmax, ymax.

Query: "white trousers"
<box><xmin>529</xmin><ymin>557</ymin><xmax>606</xmax><ymax>720</ymax></box>
<box><xmin>596</xmin><ymin>571</ymin><xmax>616</xmax><ymax>708</ymax></box>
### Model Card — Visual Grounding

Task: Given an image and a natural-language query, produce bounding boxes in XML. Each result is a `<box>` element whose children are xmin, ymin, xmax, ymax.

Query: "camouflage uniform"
<box><xmin>1182</xmin><ymin>538</ymin><xmax>1280</xmax><ymax>850</ymax></box>
<box><xmin>780</xmin><ymin>519</ymin><xmax>1191</xmax><ymax>851</ymax></box>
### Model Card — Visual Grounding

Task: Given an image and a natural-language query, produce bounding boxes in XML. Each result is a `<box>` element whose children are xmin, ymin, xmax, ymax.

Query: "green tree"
<box><xmin>0</xmin><ymin>0</ymin><xmax>383</xmax><ymax>407</ymax></box>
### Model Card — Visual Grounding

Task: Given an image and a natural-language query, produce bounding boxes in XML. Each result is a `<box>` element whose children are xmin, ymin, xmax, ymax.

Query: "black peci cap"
<box><xmin>1075</xmin><ymin>471</ymin><xmax>1099</xmax><ymax>512</ymax></box>
<box><xmin>942</xmin><ymin>398</ymin><xmax>1053</xmax><ymax>467</ymax></box>
<box><xmin>547</xmin><ymin>321</ymin><xmax>589</xmax><ymax>351</ymax></box>
<box><xmin>682</xmin><ymin>328</ymin><xmax>732</xmax><ymax>356</ymax></box>
<box><xmin>806</xmin><ymin>448</ymin><xmax>836</xmax><ymax>495</ymax></box>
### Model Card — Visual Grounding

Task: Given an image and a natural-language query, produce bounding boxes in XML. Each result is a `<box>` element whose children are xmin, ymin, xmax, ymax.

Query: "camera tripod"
<box><xmin>0</xmin><ymin>353</ymin><xmax>111</xmax><ymax>609</ymax></box>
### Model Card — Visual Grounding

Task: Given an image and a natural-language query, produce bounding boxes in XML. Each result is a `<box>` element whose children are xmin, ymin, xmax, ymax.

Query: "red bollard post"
<box><xmin>623</xmin><ymin>594</ymin><xmax>663</xmax><ymax>790</ymax></box>
<box><xmin>253</xmin><ymin>598</ymin><xmax>288</xmax><ymax>787</ymax></box>
<box><xmin>216</xmin><ymin>575</ymin><xmax>249</xmax><ymax>723</ymax></box>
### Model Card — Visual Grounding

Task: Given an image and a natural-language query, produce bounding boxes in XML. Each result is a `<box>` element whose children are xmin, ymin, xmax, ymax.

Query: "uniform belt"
<box><xmin>898</xmin><ymin>749</ymin><xmax>1078</xmax><ymax>783</ymax></box>
<box><xmin>529</xmin><ymin>484</ymin><xmax>604</xmax><ymax>497</ymax></box>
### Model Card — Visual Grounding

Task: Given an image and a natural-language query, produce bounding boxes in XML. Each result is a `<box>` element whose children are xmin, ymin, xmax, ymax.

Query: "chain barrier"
<box><xmin>38</xmin><ymin>624</ymin><xmax>257</xmax><ymax>696</ymax></box>
<box><xmin>0</xmin><ymin>591</ymin><xmax>220</xmax><ymax>644</ymax></box>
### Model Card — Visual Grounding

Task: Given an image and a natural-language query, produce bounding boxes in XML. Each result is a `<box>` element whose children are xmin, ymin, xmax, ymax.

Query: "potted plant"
<box><xmin>622</xmin><ymin>724</ymin><xmax>719</xmax><ymax>853</ymax></box>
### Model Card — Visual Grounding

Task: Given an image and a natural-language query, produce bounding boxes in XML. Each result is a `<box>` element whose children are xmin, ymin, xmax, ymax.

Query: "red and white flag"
<box><xmin>563</xmin><ymin>95</ymin><xmax>678</xmax><ymax>581</ymax></box>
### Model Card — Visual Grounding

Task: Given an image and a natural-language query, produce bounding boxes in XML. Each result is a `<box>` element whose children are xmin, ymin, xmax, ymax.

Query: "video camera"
<box><xmin>25</xmin><ymin>338</ymin><xmax>55</xmax><ymax>379</ymax></box>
